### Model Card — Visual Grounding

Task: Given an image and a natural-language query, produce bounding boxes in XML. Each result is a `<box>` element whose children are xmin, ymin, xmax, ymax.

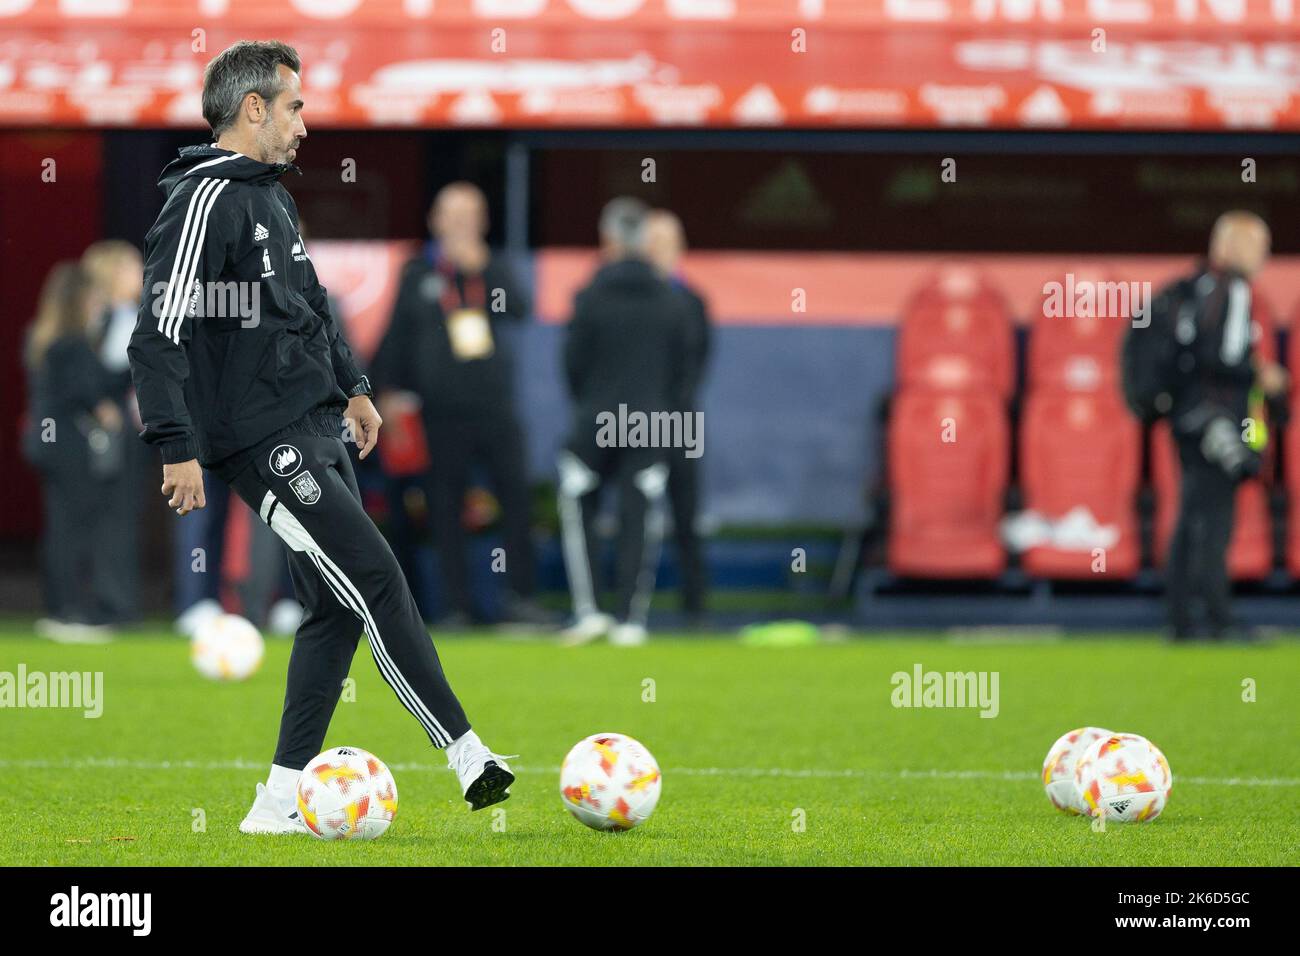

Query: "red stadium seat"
<box><xmin>887</xmin><ymin>390</ymin><xmax>1009</xmax><ymax>578</ymax></box>
<box><xmin>1149</xmin><ymin>421</ymin><xmax>1272</xmax><ymax>580</ymax></box>
<box><xmin>1284</xmin><ymin>391</ymin><xmax>1300</xmax><ymax>577</ymax></box>
<box><xmin>1019</xmin><ymin>392</ymin><xmax>1141</xmax><ymax>579</ymax></box>
<box><xmin>897</xmin><ymin>264</ymin><xmax>1014</xmax><ymax>397</ymax></box>
<box><xmin>1252</xmin><ymin>288</ymin><xmax>1278</xmax><ymax>365</ymax></box>
<box><xmin>1280</xmin><ymin>295</ymin><xmax>1300</xmax><ymax>375</ymax></box>
<box><xmin>1027</xmin><ymin>266</ymin><xmax>1129</xmax><ymax>394</ymax></box>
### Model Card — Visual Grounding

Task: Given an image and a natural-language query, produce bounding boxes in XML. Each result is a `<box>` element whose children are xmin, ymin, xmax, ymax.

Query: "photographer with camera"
<box><xmin>1124</xmin><ymin>211</ymin><xmax>1286</xmax><ymax>641</ymax></box>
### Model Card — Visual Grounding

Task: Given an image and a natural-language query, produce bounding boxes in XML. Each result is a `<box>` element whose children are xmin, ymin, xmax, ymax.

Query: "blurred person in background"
<box><xmin>1153</xmin><ymin>211</ymin><xmax>1286</xmax><ymax>641</ymax></box>
<box><xmin>169</xmin><ymin>473</ymin><xmax>231</xmax><ymax>635</ymax></box>
<box><xmin>371</xmin><ymin>182</ymin><xmax>551</xmax><ymax>627</ymax></box>
<box><xmin>21</xmin><ymin>263</ymin><xmax>124</xmax><ymax>640</ymax></box>
<box><xmin>644</xmin><ymin>209</ymin><xmax>712</xmax><ymax>625</ymax></box>
<box><xmin>115</xmin><ymin>161</ymin><xmax>233</xmax><ymax>639</ymax></box>
<box><xmin>558</xmin><ymin>197</ymin><xmax>691</xmax><ymax>646</ymax></box>
<box><xmin>82</xmin><ymin>240</ymin><xmax>145</xmax><ymax>626</ymax></box>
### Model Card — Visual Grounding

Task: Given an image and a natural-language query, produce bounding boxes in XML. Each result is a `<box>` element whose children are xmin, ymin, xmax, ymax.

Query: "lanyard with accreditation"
<box><xmin>437</xmin><ymin>260</ymin><xmax>494</xmax><ymax>361</ymax></box>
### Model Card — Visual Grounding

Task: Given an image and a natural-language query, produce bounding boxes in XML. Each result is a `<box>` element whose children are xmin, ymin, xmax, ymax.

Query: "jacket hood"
<box><xmin>593</xmin><ymin>256</ymin><xmax>661</xmax><ymax>290</ymax></box>
<box><xmin>1202</xmin><ymin>262</ymin><xmax>1251</xmax><ymax>286</ymax></box>
<box><xmin>158</xmin><ymin>145</ymin><xmax>299</xmax><ymax>196</ymax></box>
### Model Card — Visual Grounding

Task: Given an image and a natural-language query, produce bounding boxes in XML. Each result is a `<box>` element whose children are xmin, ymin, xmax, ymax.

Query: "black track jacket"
<box><xmin>128</xmin><ymin>145</ymin><xmax>365</xmax><ymax>468</ymax></box>
<box><xmin>564</xmin><ymin>257</ymin><xmax>690</xmax><ymax>421</ymax></box>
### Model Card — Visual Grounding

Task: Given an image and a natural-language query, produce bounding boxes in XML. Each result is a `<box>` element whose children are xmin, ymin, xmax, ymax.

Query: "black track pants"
<box><xmin>423</xmin><ymin>413</ymin><xmax>538</xmax><ymax>616</ymax></box>
<box><xmin>556</xmin><ymin>442</ymin><xmax>668</xmax><ymax>626</ymax></box>
<box><xmin>667</xmin><ymin>452</ymin><xmax>707</xmax><ymax>615</ymax></box>
<box><xmin>224</xmin><ymin>431</ymin><xmax>471</xmax><ymax>768</ymax></box>
<box><xmin>1167</xmin><ymin>433</ymin><xmax>1238</xmax><ymax>638</ymax></box>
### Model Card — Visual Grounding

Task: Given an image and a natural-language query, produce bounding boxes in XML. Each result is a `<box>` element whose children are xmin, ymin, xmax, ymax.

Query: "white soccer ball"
<box><xmin>190</xmin><ymin>613</ymin><xmax>264</xmax><ymax>681</ymax></box>
<box><xmin>297</xmin><ymin>747</ymin><xmax>399</xmax><ymax>841</ymax></box>
<box><xmin>1074</xmin><ymin>732</ymin><xmax>1172</xmax><ymax>823</ymax></box>
<box><xmin>1042</xmin><ymin>726</ymin><xmax>1113</xmax><ymax>814</ymax></box>
<box><xmin>560</xmin><ymin>732</ymin><xmax>662</xmax><ymax>831</ymax></box>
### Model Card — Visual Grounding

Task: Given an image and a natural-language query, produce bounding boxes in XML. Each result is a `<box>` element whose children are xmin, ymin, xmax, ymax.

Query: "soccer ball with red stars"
<box><xmin>1073</xmin><ymin>732</ymin><xmax>1172</xmax><ymax>824</ymax></box>
<box><xmin>296</xmin><ymin>747</ymin><xmax>399</xmax><ymax>840</ymax></box>
<box><xmin>1042</xmin><ymin>726</ymin><xmax>1114</xmax><ymax>814</ymax></box>
<box><xmin>560</xmin><ymin>733</ymin><xmax>662</xmax><ymax>831</ymax></box>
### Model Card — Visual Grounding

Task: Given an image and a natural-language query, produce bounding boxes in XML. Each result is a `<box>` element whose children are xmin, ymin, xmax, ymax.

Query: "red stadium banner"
<box><xmin>3</xmin><ymin>0</ymin><xmax>1300</xmax><ymax>31</ymax></box>
<box><xmin>0</xmin><ymin>1</ymin><xmax>1298</xmax><ymax>129</ymax></box>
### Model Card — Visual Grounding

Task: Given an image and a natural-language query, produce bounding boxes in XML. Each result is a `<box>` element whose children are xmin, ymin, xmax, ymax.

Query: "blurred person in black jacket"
<box><xmin>85</xmin><ymin>243</ymin><xmax>231</xmax><ymax>639</ymax></box>
<box><xmin>644</xmin><ymin>209</ymin><xmax>712</xmax><ymax>624</ymax></box>
<box><xmin>370</xmin><ymin>182</ymin><xmax>550</xmax><ymax>627</ymax></box>
<box><xmin>558</xmin><ymin>198</ymin><xmax>691</xmax><ymax>647</ymax></box>
<box><xmin>1156</xmin><ymin>212</ymin><xmax>1287</xmax><ymax>641</ymax></box>
<box><xmin>22</xmin><ymin>263</ymin><xmax>125</xmax><ymax>638</ymax></box>
<box><xmin>82</xmin><ymin>240</ymin><xmax>145</xmax><ymax>627</ymax></box>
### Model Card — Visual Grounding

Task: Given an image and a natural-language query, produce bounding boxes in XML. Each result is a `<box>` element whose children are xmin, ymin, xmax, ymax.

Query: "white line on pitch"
<box><xmin>0</xmin><ymin>757</ymin><xmax>1295</xmax><ymax>788</ymax></box>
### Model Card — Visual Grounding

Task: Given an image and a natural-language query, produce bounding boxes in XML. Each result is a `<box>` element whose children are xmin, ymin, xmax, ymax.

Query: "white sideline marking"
<box><xmin>0</xmin><ymin>758</ymin><xmax>1296</xmax><ymax>788</ymax></box>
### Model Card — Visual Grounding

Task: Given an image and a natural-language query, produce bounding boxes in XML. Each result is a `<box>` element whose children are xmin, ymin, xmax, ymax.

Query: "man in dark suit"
<box><xmin>559</xmin><ymin>198</ymin><xmax>691</xmax><ymax>646</ymax></box>
<box><xmin>644</xmin><ymin>209</ymin><xmax>711</xmax><ymax>624</ymax></box>
<box><xmin>371</xmin><ymin>182</ymin><xmax>550</xmax><ymax>627</ymax></box>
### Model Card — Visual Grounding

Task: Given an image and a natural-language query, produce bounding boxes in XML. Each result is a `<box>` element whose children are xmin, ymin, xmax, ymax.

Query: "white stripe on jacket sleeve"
<box><xmin>158</xmin><ymin>177</ymin><xmax>230</xmax><ymax>344</ymax></box>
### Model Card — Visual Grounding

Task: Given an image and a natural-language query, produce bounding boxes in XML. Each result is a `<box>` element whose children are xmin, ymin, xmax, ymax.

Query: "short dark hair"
<box><xmin>202</xmin><ymin>40</ymin><xmax>301</xmax><ymax>137</ymax></box>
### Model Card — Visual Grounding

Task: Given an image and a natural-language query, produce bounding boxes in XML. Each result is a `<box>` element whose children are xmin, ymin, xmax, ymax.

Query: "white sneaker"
<box><xmin>35</xmin><ymin>619</ymin><xmax>114</xmax><ymax>644</ymax></box>
<box><xmin>239</xmin><ymin>782</ymin><xmax>309</xmax><ymax>835</ymax></box>
<box><xmin>560</xmin><ymin>612</ymin><xmax>614</xmax><ymax>646</ymax></box>
<box><xmin>610</xmin><ymin>622</ymin><xmax>648</xmax><ymax>647</ymax></box>
<box><xmin>449</xmin><ymin>744</ymin><xmax>516</xmax><ymax>812</ymax></box>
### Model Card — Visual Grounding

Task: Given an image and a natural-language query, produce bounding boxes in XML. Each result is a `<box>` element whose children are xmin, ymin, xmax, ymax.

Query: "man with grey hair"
<box><xmin>599</xmin><ymin>197</ymin><xmax>649</xmax><ymax>252</ymax></box>
<box><xmin>1139</xmin><ymin>210</ymin><xmax>1287</xmax><ymax>640</ymax></box>
<box><xmin>128</xmin><ymin>40</ymin><xmax>514</xmax><ymax>834</ymax></box>
<box><xmin>558</xmin><ymin>197</ymin><xmax>691</xmax><ymax>646</ymax></box>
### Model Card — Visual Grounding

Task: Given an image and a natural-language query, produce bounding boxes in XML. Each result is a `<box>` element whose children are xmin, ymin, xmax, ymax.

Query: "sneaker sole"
<box><xmin>465</xmin><ymin>763</ymin><xmax>515</xmax><ymax>812</ymax></box>
<box><xmin>238</xmin><ymin>821</ymin><xmax>310</xmax><ymax>835</ymax></box>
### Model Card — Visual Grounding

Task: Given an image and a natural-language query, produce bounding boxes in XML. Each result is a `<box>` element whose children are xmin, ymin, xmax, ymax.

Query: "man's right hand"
<box><xmin>162</xmin><ymin>459</ymin><xmax>206</xmax><ymax>516</ymax></box>
<box><xmin>442</xmin><ymin>234</ymin><xmax>489</xmax><ymax>274</ymax></box>
<box><xmin>1257</xmin><ymin>359</ymin><xmax>1289</xmax><ymax>398</ymax></box>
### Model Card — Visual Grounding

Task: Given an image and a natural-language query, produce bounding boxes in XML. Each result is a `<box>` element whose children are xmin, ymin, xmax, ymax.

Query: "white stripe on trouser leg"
<box><xmin>628</xmin><ymin>463</ymin><xmax>669</xmax><ymax>628</ymax></box>
<box><xmin>308</xmin><ymin>543</ymin><xmax>452</xmax><ymax>747</ymax></box>
<box><xmin>303</xmin><ymin>552</ymin><xmax>450</xmax><ymax>747</ymax></box>
<box><xmin>261</xmin><ymin>494</ymin><xmax>451</xmax><ymax>746</ymax></box>
<box><xmin>313</xmin><ymin>552</ymin><xmax>452</xmax><ymax>746</ymax></box>
<box><xmin>557</xmin><ymin>451</ymin><xmax>601</xmax><ymax>618</ymax></box>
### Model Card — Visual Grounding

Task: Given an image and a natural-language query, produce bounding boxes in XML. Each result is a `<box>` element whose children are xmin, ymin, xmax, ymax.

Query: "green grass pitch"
<box><xmin>2</xmin><ymin>624</ymin><xmax>1298</xmax><ymax>866</ymax></box>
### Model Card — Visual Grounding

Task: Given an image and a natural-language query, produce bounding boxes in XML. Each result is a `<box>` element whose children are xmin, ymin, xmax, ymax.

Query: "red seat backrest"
<box><xmin>1028</xmin><ymin>267</ymin><xmax>1130</xmax><ymax>394</ymax></box>
<box><xmin>897</xmin><ymin>266</ymin><xmax>1014</xmax><ymax>397</ymax></box>
<box><xmin>1021</xmin><ymin>392</ymin><xmax>1140</xmax><ymax>524</ymax></box>
<box><xmin>889</xmin><ymin>389</ymin><xmax>1008</xmax><ymax>534</ymax></box>
<box><xmin>1253</xmin><ymin>288</ymin><xmax>1277</xmax><ymax>365</ymax></box>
